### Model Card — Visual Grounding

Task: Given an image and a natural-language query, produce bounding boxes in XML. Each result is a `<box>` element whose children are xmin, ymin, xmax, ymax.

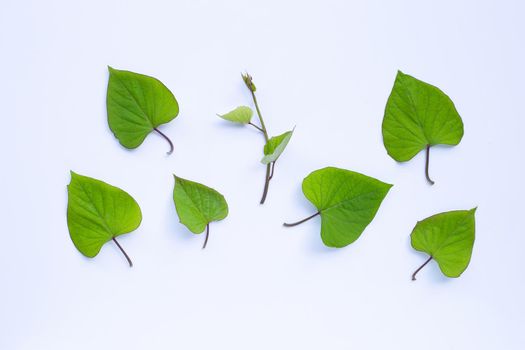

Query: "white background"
<box><xmin>1</xmin><ymin>0</ymin><xmax>524</xmax><ymax>349</ymax></box>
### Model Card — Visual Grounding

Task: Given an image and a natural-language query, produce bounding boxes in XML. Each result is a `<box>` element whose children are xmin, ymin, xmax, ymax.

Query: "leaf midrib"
<box><xmin>178</xmin><ymin>180</ymin><xmax>210</xmax><ymax>226</ymax></box>
<box><xmin>112</xmin><ymin>73</ymin><xmax>154</xmax><ymax>129</ymax></box>
<box><xmin>75</xmin><ymin>181</ymin><xmax>115</xmax><ymax>238</ymax></box>
<box><xmin>318</xmin><ymin>188</ymin><xmax>386</xmax><ymax>215</ymax></box>
<box><xmin>426</xmin><ymin>212</ymin><xmax>474</xmax><ymax>256</ymax></box>
<box><xmin>397</xmin><ymin>74</ymin><xmax>428</xmax><ymax>142</ymax></box>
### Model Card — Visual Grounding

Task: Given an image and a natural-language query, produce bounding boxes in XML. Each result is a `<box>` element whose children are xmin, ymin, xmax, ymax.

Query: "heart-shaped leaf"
<box><xmin>261</xmin><ymin>128</ymin><xmax>294</xmax><ymax>165</ymax></box>
<box><xmin>67</xmin><ymin>171</ymin><xmax>142</xmax><ymax>267</ymax></box>
<box><xmin>411</xmin><ymin>208</ymin><xmax>476</xmax><ymax>280</ymax></box>
<box><xmin>173</xmin><ymin>175</ymin><xmax>229</xmax><ymax>249</ymax></box>
<box><xmin>217</xmin><ymin>106</ymin><xmax>253</xmax><ymax>124</ymax></box>
<box><xmin>284</xmin><ymin>167</ymin><xmax>392</xmax><ymax>248</ymax></box>
<box><xmin>106</xmin><ymin>66</ymin><xmax>179</xmax><ymax>154</ymax></box>
<box><xmin>382</xmin><ymin>71</ymin><xmax>464</xmax><ymax>184</ymax></box>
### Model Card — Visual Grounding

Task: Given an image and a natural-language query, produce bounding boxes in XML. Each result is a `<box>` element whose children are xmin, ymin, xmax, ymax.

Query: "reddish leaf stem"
<box><xmin>154</xmin><ymin>127</ymin><xmax>174</xmax><ymax>155</ymax></box>
<box><xmin>425</xmin><ymin>145</ymin><xmax>434</xmax><ymax>185</ymax></box>
<box><xmin>260</xmin><ymin>163</ymin><xmax>271</xmax><ymax>204</ymax></box>
<box><xmin>283</xmin><ymin>212</ymin><xmax>320</xmax><ymax>227</ymax></box>
<box><xmin>112</xmin><ymin>237</ymin><xmax>133</xmax><ymax>267</ymax></box>
<box><xmin>411</xmin><ymin>256</ymin><xmax>433</xmax><ymax>281</ymax></box>
<box><xmin>202</xmin><ymin>224</ymin><xmax>210</xmax><ymax>249</ymax></box>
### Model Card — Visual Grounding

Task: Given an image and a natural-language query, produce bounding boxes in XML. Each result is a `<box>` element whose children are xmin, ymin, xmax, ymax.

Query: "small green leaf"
<box><xmin>261</xmin><ymin>128</ymin><xmax>294</xmax><ymax>164</ymax></box>
<box><xmin>106</xmin><ymin>66</ymin><xmax>179</xmax><ymax>154</ymax></box>
<box><xmin>173</xmin><ymin>176</ymin><xmax>228</xmax><ymax>249</ymax></box>
<box><xmin>284</xmin><ymin>167</ymin><xmax>392</xmax><ymax>248</ymax></box>
<box><xmin>217</xmin><ymin>106</ymin><xmax>253</xmax><ymax>124</ymax></box>
<box><xmin>67</xmin><ymin>171</ymin><xmax>142</xmax><ymax>267</ymax></box>
<box><xmin>382</xmin><ymin>71</ymin><xmax>464</xmax><ymax>184</ymax></box>
<box><xmin>411</xmin><ymin>208</ymin><xmax>476</xmax><ymax>280</ymax></box>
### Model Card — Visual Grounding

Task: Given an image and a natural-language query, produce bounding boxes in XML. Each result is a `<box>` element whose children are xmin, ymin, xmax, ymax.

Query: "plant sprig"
<box><xmin>242</xmin><ymin>73</ymin><xmax>273</xmax><ymax>204</ymax></box>
<box><xmin>218</xmin><ymin>73</ymin><xmax>294</xmax><ymax>204</ymax></box>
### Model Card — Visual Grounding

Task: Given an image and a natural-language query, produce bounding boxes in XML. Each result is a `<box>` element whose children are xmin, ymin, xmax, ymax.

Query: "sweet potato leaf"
<box><xmin>66</xmin><ymin>171</ymin><xmax>142</xmax><ymax>267</ymax></box>
<box><xmin>382</xmin><ymin>71</ymin><xmax>464</xmax><ymax>184</ymax></box>
<box><xmin>261</xmin><ymin>128</ymin><xmax>294</xmax><ymax>165</ymax></box>
<box><xmin>217</xmin><ymin>106</ymin><xmax>253</xmax><ymax>124</ymax></box>
<box><xmin>284</xmin><ymin>167</ymin><xmax>392</xmax><ymax>248</ymax></box>
<box><xmin>173</xmin><ymin>175</ymin><xmax>229</xmax><ymax>249</ymax></box>
<box><xmin>411</xmin><ymin>208</ymin><xmax>476</xmax><ymax>280</ymax></box>
<box><xmin>106</xmin><ymin>66</ymin><xmax>179</xmax><ymax>154</ymax></box>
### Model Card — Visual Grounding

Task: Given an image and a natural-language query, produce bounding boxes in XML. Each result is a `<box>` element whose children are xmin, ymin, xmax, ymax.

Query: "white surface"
<box><xmin>1</xmin><ymin>0</ymin><xmax>524</xmax><ymax>349</ymax></box>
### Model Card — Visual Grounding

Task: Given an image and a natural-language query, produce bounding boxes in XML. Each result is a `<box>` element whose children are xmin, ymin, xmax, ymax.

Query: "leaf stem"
<box><xmin>269</xmin><ymin>161</ymin><xmax>275</xmax><ymax>180</ymax></box>
<box><xmin>411</xmin><ymin>256</ymin><xmax>433</xmax><ymax>281</ymax></box>
<box><xmin>202</xmin><ymin>224</ymin><xmax>210</xmax><ymax>249</ymax></box>
<box><xmin>248</xmin><ymin>122</ymin><xmax>264</xmax><ymax>133</ymax></box>
<box><xmin>283</xmin><ymin>212</ymin><xmax>320</xmax><ymax>227</ymax></box>
<box><xmin>112</xmin><ymin>237</ymin><xmax>133</xmax><ymax>267</ymax></box>
<box><xmin>260</xmin><ymin>163</ymin><xmax>271</xmax><ymax>204</ymax></box>
<box><xmin>154</xmin><ymin>127</ymin><xmax>174</xmax><ymax>155</ymax></box>
<box><xmin>248</xmin><ymin>90</ymin><xmax>269</xmax><ymax>142</ymax></box>
<box><xmin>244</xmin><ymin>74</ymin><xmax>274</xmax><ymax>204</ymax></box>
<box><xmin>425</xmin><ymin>144</ymin><xmax>434</xmax><ymax>185</ymax></box>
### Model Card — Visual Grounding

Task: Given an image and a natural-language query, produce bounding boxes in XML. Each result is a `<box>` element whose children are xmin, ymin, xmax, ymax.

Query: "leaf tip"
<box><xmin>173</xmin><ymin>174</ymin><xmax>187</xmax><ymax>185</ymax></box>
<box><xmin>69</xmin><ymin>170</ymin><xmax>80</xmax><ymax>180</ymax></box>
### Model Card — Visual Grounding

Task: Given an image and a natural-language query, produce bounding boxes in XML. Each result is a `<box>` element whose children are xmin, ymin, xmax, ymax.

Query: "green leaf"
<box><xmin>261</xmin><ymin>128</ymin><xmax>294</xmax><ymax>164</ymax></box>
<box><xmin>217</xmin><ymin>106</ymin><xmax>253</xmax><ymax>124</ymax></box>
<box><xmin>411</xmin><ymin>208</ymin><xmax>476</xmax><ymax>280</ymax></box>
<box><xmin>382</xmin><ymin>71</ymin><xmax>464</xmax><ymax>184</ymax></box>
<box><xmin>284</xmin><ymin>167</ymin><xmax>392</xmax><ymax>248</ymax></box>
<box><xmin>106</xmin><ymin>66</ymin><xmax>179</xmax><ymax>154</ymax></box>
<box><xmin>67</xmin><ymin>171</ymin><xmax>142</xmax><ymax>266</ymax></box>
<box><xmin>173</xmin><ymin>175</ymin><xmax>228</xmax><ymax>249</ymax></box>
